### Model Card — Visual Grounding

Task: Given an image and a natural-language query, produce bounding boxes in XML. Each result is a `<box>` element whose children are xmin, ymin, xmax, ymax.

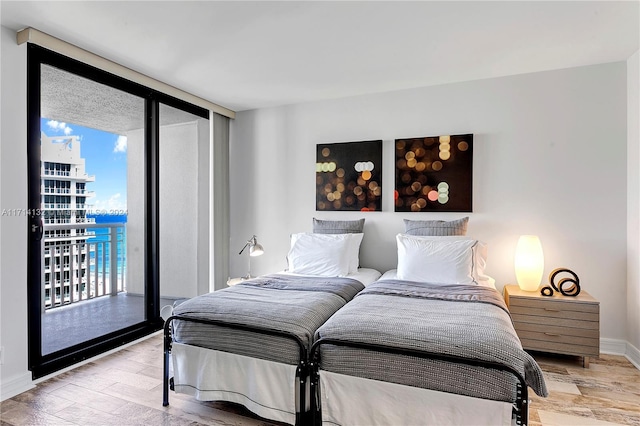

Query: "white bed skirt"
<box><xmin>319</xmin><ymin>371</ymin><xmax>513</xmax><ymax>426</ymax></box>
<box><xmin>172</xmin><ymin>343</ymin><xmax>298</xmax><ymax>425</ymax></box>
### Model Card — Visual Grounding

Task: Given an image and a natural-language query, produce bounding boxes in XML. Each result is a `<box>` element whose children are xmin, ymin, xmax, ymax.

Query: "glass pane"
<box><xmin>159</xmin><ymin>103</ymin><xmax>210</xmax><ymax>302</ymax></box>
<box><xmin>40</xmin><ymin>64</ymin><xmax>145</xmax><ymax>355</ymax></box>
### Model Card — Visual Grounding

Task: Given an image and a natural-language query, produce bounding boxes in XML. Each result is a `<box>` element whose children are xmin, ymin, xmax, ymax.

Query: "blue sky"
<box><xmin>41</xmin><ymin>118</ymin><xmax>127</xmax><ymax>211</ymax></box>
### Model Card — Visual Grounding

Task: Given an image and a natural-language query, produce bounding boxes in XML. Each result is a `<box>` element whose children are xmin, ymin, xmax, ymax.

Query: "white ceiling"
<box><xmin>2</xmin><ymin>1</ymin><xmax>638</xmax><ymax>112</ymax></box>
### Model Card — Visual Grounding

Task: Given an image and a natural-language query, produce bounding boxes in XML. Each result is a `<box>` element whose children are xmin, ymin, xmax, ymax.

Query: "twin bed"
<box><xmin>163</xmin><ymin>268</ymin><xmax>381</xmax><ymax>425</ymax></box>
<box><xmin>162</xmin><ymin>218</ymin><xmax>548</xmax><ymax>426</ymax></box>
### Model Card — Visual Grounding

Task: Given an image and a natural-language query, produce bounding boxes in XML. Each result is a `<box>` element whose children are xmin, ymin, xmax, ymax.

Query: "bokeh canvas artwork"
<box><xmin>316</xmin><ymin>140</ymin><xmax>382</xmax><ymax>211</ymax></box>
<box><xmin>395</xmin><ymin>134</ymin><xmax>473</xmax><ymax>212</ymax></box>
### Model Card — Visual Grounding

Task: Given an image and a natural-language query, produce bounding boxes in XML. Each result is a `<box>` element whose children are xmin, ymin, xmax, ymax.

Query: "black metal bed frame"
<box><xmin>162</xmin><ymin>316</ymin><xmax>529</xmax><ymax>426</ymax></box>
<box><xmin>162</xmin><ymin>315</ymin><xmax>312</xmax><ymax>426</ymax></box>
<box><xmin>308</xmin><ymin>338</ymin><xmax>530</xmax><ymax>426</ymax></box>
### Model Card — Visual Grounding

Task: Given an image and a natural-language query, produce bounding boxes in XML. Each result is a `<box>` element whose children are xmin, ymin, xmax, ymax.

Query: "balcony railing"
<box><xmin>42</xmin><ymin>170</ymin><xmax>95</xmax><ymax>182</ymax></box>
<box><xmin>43</xmin><ymin>170</ymin><xmax>71</xmax><ymax>177</ymax></box>
<box><xmin>43</xmin><ymin>188</ymin><xmax>71</xmax><ymax>194</ymax></box>
<box><xmin>43</xmin><ymin>203</ymin><xmax>71</xmax><ymax>209</ymax></box>
<box><xmin>42</xmin><ymin>222</ymin><xmax>126</xmax><ymax>311</ymax></box>
<box><xmin>43</xmin><ymin>218</ymin><xmax>97</xmax><ymax>225</ymax></box>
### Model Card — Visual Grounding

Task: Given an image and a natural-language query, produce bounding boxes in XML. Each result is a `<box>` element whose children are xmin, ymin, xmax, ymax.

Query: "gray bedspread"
<box><xmin>172</xmin><ymin>274</ymin><xmax>364</xmax><ymax>365</ymax></box>
<box><xmin>314</xmin><ymin>279</ymin><xmax>548</xmax><ymax>402</ymax></box>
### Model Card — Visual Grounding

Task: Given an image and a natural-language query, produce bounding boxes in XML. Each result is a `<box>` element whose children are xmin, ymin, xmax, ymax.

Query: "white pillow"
<box><xmin>399</xmin><ymin>235</ymin><xmax>488</xmax><ymax>279</ymax></box>
<box><xmin>287</xmin><ymin>233</ymin><xmax>352</xmax><ymax>276</ymax></box>
<box><xmin>396</xmin><ymin>234</ymin><xmax>485</xmax><ymax>285</ymax></box>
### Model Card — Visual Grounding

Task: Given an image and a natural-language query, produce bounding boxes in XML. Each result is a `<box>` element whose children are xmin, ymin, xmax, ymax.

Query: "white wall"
<box><xmin>127</xmin><ymin>119</ymin><xmax>210</xmax><ymax>299</ymax></box>
<box><xmin>0</xmin><ymin>25</ymin><xmax>33</xmax><ymax>399</ymax></box>
<box><xmin>159</xmin><ymin>120</ymin><xmax>207</xmax><ymax>298</ymax></box>
<box><xmin>628</xmin><ymin>50</ymin><xmax>640</xmax><ymax>355</ymax></box>
<box><xmin>159</xmin><ymin>122</ymin><xmax>199</xmax><ymax>298</ymax></box>
<box><xmin>230</xmin><ymin>62</ymin><xmax>629</xmax><ymax>343</ymax></box>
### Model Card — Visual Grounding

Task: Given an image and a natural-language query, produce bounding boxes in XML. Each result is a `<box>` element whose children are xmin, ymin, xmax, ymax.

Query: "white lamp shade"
<box><xmin>249</xmin><ymin>243</ymin><xmax>264</xmax><ymax>257</ymax></box>
<box><xmin>515</xmin><ymin>235</ymin><xmax>544</xmax><ymax>291</ymax></box>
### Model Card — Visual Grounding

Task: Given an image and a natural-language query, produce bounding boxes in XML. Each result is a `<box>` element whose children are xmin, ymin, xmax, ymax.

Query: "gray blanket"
<box><xmin>172</xmin><ymin>274</ymin><xmax>364</xmax><ymax>365</ymax></box>
<box><xmin>315</xmin><ymin>279</ymin><xmax>548</xmax><ymax>402</ymax></box>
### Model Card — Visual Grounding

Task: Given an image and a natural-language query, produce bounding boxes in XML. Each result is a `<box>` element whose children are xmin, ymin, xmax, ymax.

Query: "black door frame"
<box><xmin>27</xmin><ymin>44</ymin><xmax>208</xmax><ymax>379</ymax></box>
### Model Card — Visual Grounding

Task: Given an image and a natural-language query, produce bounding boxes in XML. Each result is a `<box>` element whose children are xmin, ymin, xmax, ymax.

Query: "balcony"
<box><xmin>75</xmin><ymin>217</ymin><xmax>96</xmax><ymax>224</ymax></box>
<box><xmin>42</xmin><ymin>188</ymin><xmax>71</xmax><ymax>195</ymax></box>
<box><xmin>42</xmin><ymin>169</ymin><xmax>71</xmax><ymax>177</ymax></box>
<box><xmin>42</xmin><ymin>170</ymin><xmax>96</xmax><ymax>182</ymax></box>
<box><xmin>41</xmin><ymin>221</ymin><xmax>174</xmax><ymax>354</ymax></box>
<box><xmin>42</xmin><ymin>223</ymin><xmax>126</xmax><ymax>310</ymax></box>
<box><xmin>43</xmin><ymin>203</ymin><xmax>71</xmax><ymax>209</ymax></box>
<box><xmin>42</xmin><ymin>292</ymin><xmax>176</xmax><ymax>355</ymax></box>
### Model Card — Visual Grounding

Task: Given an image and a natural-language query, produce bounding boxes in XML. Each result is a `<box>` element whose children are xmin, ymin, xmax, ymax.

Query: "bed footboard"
<box><xmin>309</xmin><ymin>338</ymin><xmax>529</xmax><ymax>426</ymax></box>
<box><xmin>162</xmin><ymin>315</ymin><xmax>310</xmax><ymax>425</ymax></box>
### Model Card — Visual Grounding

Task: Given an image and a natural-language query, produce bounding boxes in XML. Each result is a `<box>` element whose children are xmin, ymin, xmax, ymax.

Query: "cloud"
<box><xmin>93</xmin><ymin>193</ymin><xmax>127</xmax><ymax>212</ymax></box>
<box><xmin>113</xmin><ymin>135</ymin><xmax>127</xmax><ymax>153</ymax></box>
<box><xmin>108</xmin><ymin>193</ymin><xmax>122</xmax><ymax>206</ymax></box>
<box><xmin>46</xmin><ymin>119</ymin><xmax>73</xmax><ymax>135</ymax></box>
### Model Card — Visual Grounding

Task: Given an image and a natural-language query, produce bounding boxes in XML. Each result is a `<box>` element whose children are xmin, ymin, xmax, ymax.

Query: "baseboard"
<box><xmin>0</xmin><ymin>371</ymin><xmax>35</xmax><ymax>401</ymax></box>
<box><xmin>626</xmin><ymin>341</ymin><xmax>640</xmax><ymax>370</ymax></box>
<box><xmin>600</xmin><ymin>338</ymin><xmax>627</xmax><ymax>355</ymax></box>
<box><xmin>601</xmin><ymin>338</ymin><xmax>640</xmax><ymax>371</ymax></box>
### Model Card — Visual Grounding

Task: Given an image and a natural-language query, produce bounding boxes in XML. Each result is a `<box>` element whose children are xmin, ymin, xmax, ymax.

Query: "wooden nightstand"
<box><xmin>503</xmin><ymin>284</ymin><xmax>599</xmax><ymax>368</ymax></box>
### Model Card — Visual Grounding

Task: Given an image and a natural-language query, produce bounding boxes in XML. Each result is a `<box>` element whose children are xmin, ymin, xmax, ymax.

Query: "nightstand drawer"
<box><xmin>511</xmin><ymin>305</ymin><xmax>598</xmax><ymax>321</ymax></box>
<box><xmin>518</xmin><ymin>337</ymin><xmax>599</xmax><ymax>357</ymax></box>
<box><xmin>512</xmin><ymin>321</ymin><xmax>599</xmax><ymax>338</ymax></box>
<box><xmin>507</xmin><ymin>297</ymin><xmax>599</xmax><ymax>314</ymax></box>
<box><xmin>511</xmin><ymin>312</ymin><xmax>598</xmax><ymax>329</ymax></box>
<box><xmin>517</xmin><ymin>329</ymin><xmax>599</xmax><ymax>348</ymax></box>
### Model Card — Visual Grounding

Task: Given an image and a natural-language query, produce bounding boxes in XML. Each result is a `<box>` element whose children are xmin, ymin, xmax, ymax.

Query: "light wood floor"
<box><xmin>1</xmin><ymin>333</ymin><xmax>639</xmax><ymax>425</ymax></box>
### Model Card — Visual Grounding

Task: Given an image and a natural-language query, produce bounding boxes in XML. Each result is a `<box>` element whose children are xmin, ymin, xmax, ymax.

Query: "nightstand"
<box><xmin>503</xmin><ymin>284</ymin><xmax>599</xmax><ymax>368</ymax></box>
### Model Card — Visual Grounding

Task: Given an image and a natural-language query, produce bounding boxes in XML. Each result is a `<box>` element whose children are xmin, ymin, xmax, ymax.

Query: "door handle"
<box><xmin>31</xmin><ymin>217</ymin><xmax>43</xmax><ymax>241</ymax></box>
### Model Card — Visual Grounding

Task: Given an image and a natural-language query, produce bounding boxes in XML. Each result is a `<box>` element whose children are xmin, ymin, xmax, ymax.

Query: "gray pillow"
<box><xmin>313</xmin><ymin>218</ymin><xmax>365</xmax><ymax>234</ymax></box>
<box><xmin>403</xmin><ymin>217</ymin><xmax>469</xmax><ymax>236</ymax></box>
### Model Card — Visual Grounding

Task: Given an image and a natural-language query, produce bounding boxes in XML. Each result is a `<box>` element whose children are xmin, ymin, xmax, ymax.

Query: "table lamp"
<box><xmin>515</xmin><ymin>235</ymin><xmax>544</xmax><ymax>292</ymax></box>
<box><xmin>239</xmin><ymin>235</ymin><xmax>264</xmax><ymax>279</ymax></box>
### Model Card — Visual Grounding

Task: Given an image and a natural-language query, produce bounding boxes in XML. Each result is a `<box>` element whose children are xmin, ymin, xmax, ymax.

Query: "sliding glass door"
<box><xmin>38</xmin><ymin>63</ymin><xmax>147</xmax><ymax>356</ymax></box>
<box><xmin>27</xmin><ymin>44</ymin><xmax>208</xmax><ymax>379</ymax></box>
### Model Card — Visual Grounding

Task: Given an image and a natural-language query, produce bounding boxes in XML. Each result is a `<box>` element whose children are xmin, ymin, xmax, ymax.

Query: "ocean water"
<box><xmin>87</xmin><ymin>214</ymin><xmax>127</xmax><ymax>278</ymax></box>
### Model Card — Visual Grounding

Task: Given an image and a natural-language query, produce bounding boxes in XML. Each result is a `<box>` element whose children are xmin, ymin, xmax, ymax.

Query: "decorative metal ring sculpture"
<box><xmin>549</xmin><ymin>268</ymin><xmax>580</xmax><ymax>297</ymax></box>
<box><xmin>540</xmin><ymin>268</ymin><xmax>580</xmax><ymax>297</ymax></box>
<box><xmin>540</xmin><ymin>286</ymin><xmax>554</xmax><ymax>297</ymax></box>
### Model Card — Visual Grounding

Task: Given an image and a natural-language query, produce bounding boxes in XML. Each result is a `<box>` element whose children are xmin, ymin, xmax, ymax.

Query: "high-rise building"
<box><xmin>41</xmin><ymin>132</ymin><xmax>95</xmax><ymax>308</ymax></box>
